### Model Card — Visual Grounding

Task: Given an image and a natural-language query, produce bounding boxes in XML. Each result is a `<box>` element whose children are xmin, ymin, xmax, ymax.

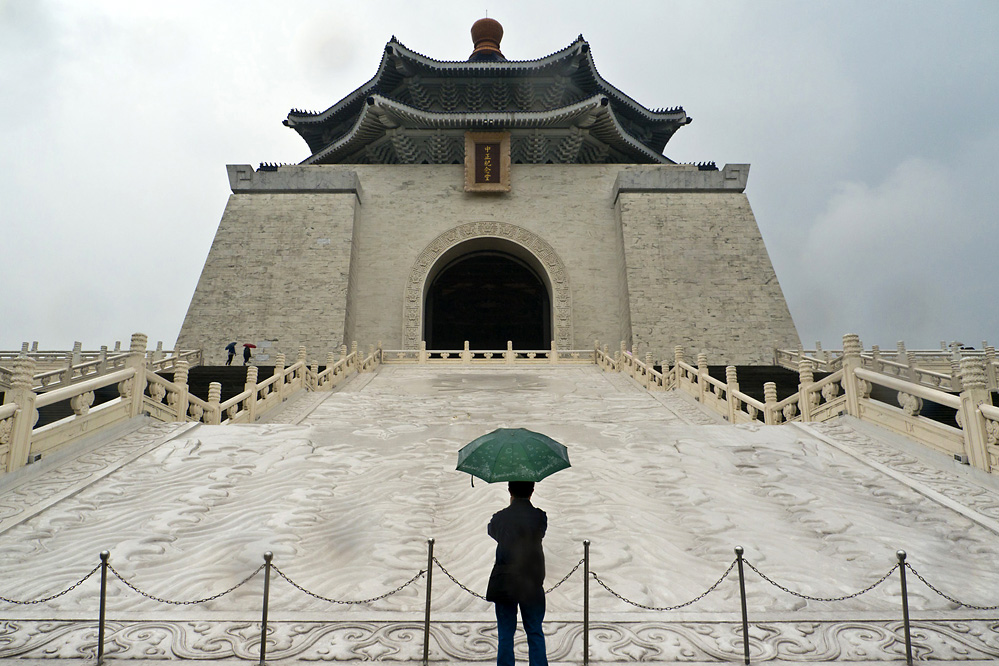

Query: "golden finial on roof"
<box><xmin>469</xmin><ymin>18</ymin><xmax>505</xmax><ymax>61</ymax></box>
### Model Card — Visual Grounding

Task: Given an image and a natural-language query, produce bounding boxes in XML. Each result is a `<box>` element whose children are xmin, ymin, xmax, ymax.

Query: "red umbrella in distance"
<box><xmin>243</xmin><ymin>343</ymin><xmax>257</xmax><ymax>348</ymax></box>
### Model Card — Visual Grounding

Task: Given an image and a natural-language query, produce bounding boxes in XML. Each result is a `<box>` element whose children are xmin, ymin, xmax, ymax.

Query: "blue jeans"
<box><xmin>495</xmin><ymin>598</ymin><xmax>547</xmax><ymax>666</ymax></box>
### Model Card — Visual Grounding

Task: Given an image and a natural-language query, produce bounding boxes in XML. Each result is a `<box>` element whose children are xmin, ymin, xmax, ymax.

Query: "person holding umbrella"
<box><xmin>486</xmin><ymin>480</ymin><xmax>548</xmax><ymax>666</ymax></box>
<box><xmin>457</xmin><ymin>428</ymin><xmax>570</xmax><ymax>666</ymax></box>
<box><xmin>242</xmin><ymin>343</ymin><xmax>255</xmax><ymax>365</ymax></box>
<box><xmin>224</xmin><ymin>341</ymin><xmax>237</xmax><ymax>366</ymax></box>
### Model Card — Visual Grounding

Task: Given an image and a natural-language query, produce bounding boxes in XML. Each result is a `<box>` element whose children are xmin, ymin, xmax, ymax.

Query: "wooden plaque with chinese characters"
<box><xmin>464</xmin><ymin>131</ymin><xmax>511</xmax><ymax>192</ymax></box>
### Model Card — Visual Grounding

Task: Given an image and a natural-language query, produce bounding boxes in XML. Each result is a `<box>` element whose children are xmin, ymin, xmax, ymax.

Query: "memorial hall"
<box><xmin>176</xmin><ymin>18</ymin><xmax>799</xmax><ymax>366</ymax></box>
<box><xmin>2</xmin><ymin>19</ymin><xmax>999</xmax><ymax>665</ymax></box>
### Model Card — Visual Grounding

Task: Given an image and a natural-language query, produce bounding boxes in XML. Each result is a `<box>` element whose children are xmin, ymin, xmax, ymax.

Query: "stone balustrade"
<box><xmin>776</xmin><ymin>342</ymin><xmax>997</xmax><ymax>392</ymax></box>
<box><xmin>380</xmin><ymin>340</ymin><xmax>592</xmax><ymax>365</ymax></box>
<box><xmin>615</xmin><ymin>334</ymin><xmax>997</xmax><ymax>475</ymax></box>
<box><xmin>0</xmin><ymin>337</ymin><xmax>375</xmax><ymax>476</ymax></box>
<box><xmin>0</xmin><ymin>342</ymin><xmax>202</xmax><ymax>393</ymax></box>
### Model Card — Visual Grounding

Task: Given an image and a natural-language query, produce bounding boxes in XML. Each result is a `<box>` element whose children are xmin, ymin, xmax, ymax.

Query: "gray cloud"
<box><xmin>1</xmin><ymin>0</ymin><xmax>996</xmax><ymax>353</ymax></box>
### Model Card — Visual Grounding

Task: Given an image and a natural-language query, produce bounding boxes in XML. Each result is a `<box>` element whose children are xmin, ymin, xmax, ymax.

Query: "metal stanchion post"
<box><xmin>423</xmin><ymin>538</ymin><xmax>435</xmax><ymax>666</ymax></box>
<box><xmin>735</xmin><ymin>546</ymin><xmax>750</xmax><ymax>665</ymax></box>
<box><xmin>583</xmin><ymin>540</ymin><xmax>590</xmax><ymax>666</ymax></box>
<box><xmin>259</xmin><ymin>552</ymin><xmax>273</xmax><ymax>666</ymax></box>
<box><xmin>897</xmin><ymin>550</ymin><xmax>913</xmax><ymax>666</ymax></box>
<box><xmin>97</xmin><ymin>551</ymin><xmax>109</xmax><ymax>665</ymax></box>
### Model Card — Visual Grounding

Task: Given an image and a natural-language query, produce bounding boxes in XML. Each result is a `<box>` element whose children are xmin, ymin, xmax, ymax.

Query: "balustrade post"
<box><xmin>173</xmin><ymin>361</ymin><xmax>190</xmax><ymax>423</ymax></box>
<box><xmin>985</xmin><ymin>346</ymin><xmax>997</xmax><ymax>391</ymax></box>
<box><xmin>325</xmin><ymin>353</ymin><xmax>336</xmax><ymax>389</ymax></box>
<box><xmin>4</xmin><ymin>355</ymin><xmax>38</xmax><ymax>473</ymax></box>
<box><xmin>31</xmin><ymin>341</ymin><xmax>39</xmax><ymax>352</ymax></box>
<box><xmin>462</xmin><ymin>341</ymin><xmax>471</xmax><ymax>364</ymax></box>
<box><xmin>207</xmin><ymin>382</ymin><xmax>222</xmax><ymax>424</ymax></box>
<box><xmin>905</xmin><ymin>350</ymin><xmax>918</xmax><ymax>383</ymax></box>
<box><xmin>351</xmin><ymin>341</ymin><xmax>358</xmax><ymax>370</ymax></box>
<box><xmin>726</xmin><ymin>366</ymin><xmax>740</xmax><ymax>422</ymax></box>
<box><xmin>19</xmin><ymin>342</ymin><xmax>29</xmax><ymax>354</ymax></box>
<box><xmin>798</xmin><ymin>360</ymin><xmax>815</xmax><ymax>422</ymax></box>
<box><xmin>645</xmin><ymin>353</ymin><xmax>654</xmax><ymax>388</ymax></box>
<box><xmin>618</xmin><ymin>341</ymin><xmax>626</xmax><ymax>372</ymax></box>
<box><xmin>871</xmin><ymin>344</ymin><xmax>880</xmax><ymax>366</ymax></box>
<box><xmin>673</xmin><ymin>346</ymin><xmax>685</xmax><ymax>389</ymax></box>
<box><xmin>153</xmin><ymin>340</ymin><xmax>164</xmax><ymax>363</ymax></box>
<box><xmin>697</xmin><ymin>353</ymin><xmax>709</xmax><ymax>404</ymax></box>
<box><xmin>62</xmin><ymin>350</ymin><xmax>74</xmax><ymax>384</ymax></box>
<box><xmin>896</xmin><ymin>341</ymin><xmax>906</xmax><ymax>363</ymax></box>
<box><xmin>274</xmin><ymin>354</ymin><xmax>286</xmax><ymax>399</ymax></box>
<box><xmin>841</xmin><ymin>334</ymin><xmax>864</xmax><ymax>418</ymax></box>
<box><xmin>419</xmin><ymin>341</ymin><xmax>428</xmax><ymax>365</ymax></box>
<box><xmin>123</xmin><ymin>333</ymin><xmax>148</xmax><ymax>418</ymax></box>
<box><xmin>735</xmin><ymin>546</ymin><xmax>750</xmax><ymax>665</ymax></box>
<box><xmin>99</xmin><ymin>346</ymin><xmax>108</xmax><ymax>372</ymax></box>
<box><xmin>603</xmin><ymin>344</ymin><xmax>610</xmax><ymax>368</ymax></box>
<box><xmin>368</xmin><ymin>345</ymin><xmax>375</xmax><ymax>370</ymax></box>
<box><xmin>423</xmin><ymin>538</ymin><xmax>435</xmax><ymax>666</ymax></box>
<box><xmin>505</xmin><ymin>341</ymin><xmax>514</xmax><ymax>365</ymax></box>
<box><xmin>245</xmin><ymin>366</ymin><xmax>259</xmax><ymax>423</ymax></box>
<box><xmin>550</xmin><ymin>340</ymin><xmax>558</xmax><ymax>365</ymax></box>
<box><xmin>763</xmin><ymin>382</ymin><xmax>778</xmax><ymax>425</ymax></box>
<box><xmin>957</xmin><ymin>357</ymin><xmax>992</xmax><ymax>471</ymax></box>
<box><xmin>949</xmin><ymin>357</ymin><xmax>962</xmax><ymax>392</ymax></box>
<box><xmin>309</xmin><ymin>362</ymin><xmax>318</xmax><ymax>390</ymax></box>
<box><xmin>72</xmin><ymin>341</ymin><xmax>83</xmax><ymax>366</ymax></box>
<box><xmin>583</xmin><ymin>540</ymin><xmax>590</xmax><ymax>666</ymax></box>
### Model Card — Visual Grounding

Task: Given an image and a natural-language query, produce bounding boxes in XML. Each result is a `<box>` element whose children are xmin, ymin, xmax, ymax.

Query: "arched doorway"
<box><xmin>425</xmin><ymin>251</ymin><xmax>551</xmax><ymax>350</ymax></box>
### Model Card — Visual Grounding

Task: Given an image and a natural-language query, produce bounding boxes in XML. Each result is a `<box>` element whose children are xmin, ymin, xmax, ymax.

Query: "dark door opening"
<box><xmin>425</xmin><ymin>251</ymin><xmax>551</xmax><ymax>350</ymax></box>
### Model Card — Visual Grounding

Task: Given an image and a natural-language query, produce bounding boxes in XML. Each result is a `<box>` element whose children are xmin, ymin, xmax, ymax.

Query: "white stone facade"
<box><xmin>177</xmin><ymin>162</ymin><xmax>800</xmax><ymax>364</ymax></box>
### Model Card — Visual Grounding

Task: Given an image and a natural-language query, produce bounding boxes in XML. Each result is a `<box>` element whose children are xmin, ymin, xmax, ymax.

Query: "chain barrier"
<box><xmin>0</xmin><ymin>563</ymin><xmax>100</xmax><ymax>605</ymax></box>
<box><xmin>590</xmin><ymin>559</ymin><xmax>736</xmax><ymax>611</ymax></box>
<box><xmin>273</xmin><ymin>565</ymin><xmax>426</xmax><ymax>605</ymax></box>
<box><xmin>433</xmin><ymin>557</ymin><xmax>486</xmax><ymax>600</ymax></box>
<box><xmin>546</xmin><ymin>557</ymin><xmax>585</xmax><ymax>593</ymax></box>
<box><xmin>432</xmin><ymin>557</ymin><xmax>586</xmax><ymax>601</ymax></box>
<box><xmin>905</xmin><ymin>562</ymin><xmax>999</xmax><ymax>610</ymax></box>
<box><xmin>744</xmin><ymin>559</ymin><xmax>898</xmax><ymax>602</ymax></box>
<box><xmin>107</xmin><ymin>562</ymin><xmax>265</xmax><ymax>605</ymax></box>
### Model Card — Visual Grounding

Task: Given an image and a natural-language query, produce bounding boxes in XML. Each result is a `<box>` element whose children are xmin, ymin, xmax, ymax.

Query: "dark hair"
<box><xmin>508</xmin><ymin>481</ymin><xmax>535</xmax><ymax>498</ymax></box>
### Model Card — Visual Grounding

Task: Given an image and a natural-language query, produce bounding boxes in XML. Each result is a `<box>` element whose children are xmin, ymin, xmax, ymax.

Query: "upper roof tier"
<box><xmin>284</xmin><ymin>25</ymin><xmax>691</xmax><ymax>165</ymax></box>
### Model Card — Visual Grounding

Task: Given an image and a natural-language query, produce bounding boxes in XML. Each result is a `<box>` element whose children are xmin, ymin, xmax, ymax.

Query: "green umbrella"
<box><xmin>456</xmin><ymin>428</ymin><xmax>571</xmax><ymax>484</ymax></box>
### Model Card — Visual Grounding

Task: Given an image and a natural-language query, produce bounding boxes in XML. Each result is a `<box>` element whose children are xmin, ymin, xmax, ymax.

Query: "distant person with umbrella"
<box><xmin>457</xmin><ymin>428</ymin><xmax>570</xmax><ymax>666</ymax></box>
<box><xmin>243</xmin><ymin>343</ymin><xmax>255</xmax><ymax>365</ymax></box>
<box><xmin>225</xmin><ymin>341</ymin><xmax>237</xmax><ymax>366</ymax></box>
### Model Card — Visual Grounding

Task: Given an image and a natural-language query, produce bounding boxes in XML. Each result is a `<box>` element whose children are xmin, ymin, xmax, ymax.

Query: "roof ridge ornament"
<box><xmin>469</xmin><ymin>18</ymin><xmax>505</xmax><ymax>62</ymax></box>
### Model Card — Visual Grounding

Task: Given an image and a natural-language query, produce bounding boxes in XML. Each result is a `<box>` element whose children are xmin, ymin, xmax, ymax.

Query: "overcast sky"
<box><xmin>2</xmin><ymin>0</ymin><xmax>996</xmax><ymax>353</ymax></box>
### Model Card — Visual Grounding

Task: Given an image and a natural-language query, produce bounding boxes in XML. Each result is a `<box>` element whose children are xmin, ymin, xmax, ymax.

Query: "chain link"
<box><xmin>905</xmin><ymin>562</ymin><xmax>999</xmax><ymax>610</ymax></box>
<box><xmin>433</xmin><ymin>557</ymin><xmax>486</xmax><ymax>600</ymax></box>
<box><xmin>432</xmin><ymin>557</ymin><xmax>586</xmax><ymax>600</ymax></box>
<box><xmin>590</xmin><ymin>559</ymin><xmax>736</xmax><ymax>611</ymax></box>
<box><xmin>546</xmin><ymin>558</ymin><xmax>584</xmax><ymax>594</ymax></box>
<box><xmin>0</xmin><ymin>564</ymin><xmax>101</xmax><ymax>605</ymax></box>
<box><xmin>107</xmin><ymin>562</ymin><xmax>265</xmax><ymax>605</ymax></box>
<box><xmin>273</xmin><ymin>566</ymin><xmax>425</xmax><ymax>605</ymax></box>
<box><xmin>744</xmin><ymin>559</ymin><xmax>898</xmax><ymax>602</ymax></box>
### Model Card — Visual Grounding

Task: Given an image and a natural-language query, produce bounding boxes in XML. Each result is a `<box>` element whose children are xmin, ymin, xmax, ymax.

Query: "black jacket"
<box><xmin>485</xmin><ymin>498</ymin><xmax>547</xmax><ymax>603</ymax></box>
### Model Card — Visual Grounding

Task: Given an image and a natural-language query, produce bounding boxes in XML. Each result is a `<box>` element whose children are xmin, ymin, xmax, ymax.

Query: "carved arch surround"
<box><xmin>404</xmin><ymin>223</ymin><xmax>572</xmax><ymax>350</ymax></box>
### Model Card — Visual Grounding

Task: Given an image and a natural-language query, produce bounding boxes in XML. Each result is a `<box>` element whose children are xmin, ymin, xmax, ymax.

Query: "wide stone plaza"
<box><xmin>2</xmin><ymin>365</ymin><xmax>998</xmax><ymax>663</ymax></box>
